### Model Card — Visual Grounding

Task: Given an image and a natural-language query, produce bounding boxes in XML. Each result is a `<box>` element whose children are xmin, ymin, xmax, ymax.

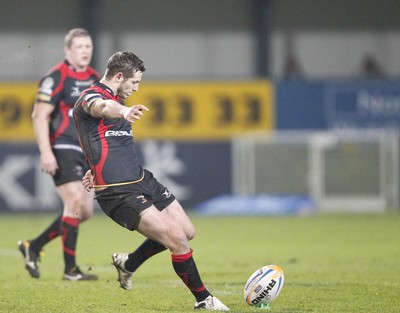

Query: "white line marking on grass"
<box><xmin>0</xmin><ymin>247</ymin><xmax>19</xmax><ymax>257</ymax></box>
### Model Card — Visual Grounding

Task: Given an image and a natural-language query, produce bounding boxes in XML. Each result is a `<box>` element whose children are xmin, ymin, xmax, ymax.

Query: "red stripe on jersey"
<box><xmin>94</xmin><ymin>120</ymin><xmax>113</xmax><ymax>186</ymax></box>
<box><xmin>50</xmin><ymin>64</ymin><xmax>68</xmax><ymax>98</ymax></box>
<box><xmin>52</xmin><ymin>101</ymin><xmax>70</xmax><ymax>143</ymax></box>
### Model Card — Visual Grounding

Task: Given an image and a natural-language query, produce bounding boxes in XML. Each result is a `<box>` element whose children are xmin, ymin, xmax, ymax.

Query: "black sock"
<box><xmin>125</xmin><ymin>239</ymin><xmax>167</xmax><ymax>272</ymax></box>
<box><xmin>30</xmin><ymin>213</ymin><xmax>62</xmax><ymax>253</ymax></box>
<box><xmin>61</xmin><ymin>216</ymin><xmax>80</xmax><ymax>272</ymax></box>
<box><xmin>171</xmin><ymin>249</ymin><xmax>211</xmax><ymax>302</ymax></box>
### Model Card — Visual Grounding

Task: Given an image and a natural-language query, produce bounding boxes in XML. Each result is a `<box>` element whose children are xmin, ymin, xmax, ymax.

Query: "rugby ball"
<box><xmin>244</xmin><ymin>265</ymin><xmax>284</xmax><ymax>306</ymax></box>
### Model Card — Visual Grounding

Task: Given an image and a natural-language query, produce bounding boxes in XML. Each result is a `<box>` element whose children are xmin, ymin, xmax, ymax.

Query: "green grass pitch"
<box><xmin>0</xmin><ymin>212</ymin><xmax>399</xmax><ymax>312</ymax></box>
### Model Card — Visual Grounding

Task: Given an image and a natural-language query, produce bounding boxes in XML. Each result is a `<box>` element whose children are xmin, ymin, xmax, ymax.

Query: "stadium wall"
<box><xmin>1</xmin><ymin>1</ymin><xmax>400</xmax><ymax>81</ymax></box>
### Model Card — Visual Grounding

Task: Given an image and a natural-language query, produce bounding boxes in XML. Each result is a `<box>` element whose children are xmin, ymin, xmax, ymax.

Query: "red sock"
<box><xmin>61</xmin><ymin>216</ymin><xmax>80</xmax><ymax>272</ymax></box>
<box><xmin>171</xmin><ymin>249</ymin><xmax>211</xmax><ymax>302</ymax></box>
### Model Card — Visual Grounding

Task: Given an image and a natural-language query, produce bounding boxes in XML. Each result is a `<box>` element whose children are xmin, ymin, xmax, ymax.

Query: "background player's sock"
<box><xmin>30</xmin><ymin>213</ymin><xmax>62</xmax><ymax>253</ymax></box>
<box><xmin>61</xmin><ymin>216</ymin><xmax>80</xmax><ymax>272</ymax></box>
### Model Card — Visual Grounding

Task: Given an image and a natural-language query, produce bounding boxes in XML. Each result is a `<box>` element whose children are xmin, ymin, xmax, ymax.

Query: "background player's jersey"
<box><xmin>73</xmin><ymin>82</ymin><xmax>143</xmax><ymax>186</ymax></box>
<box><xmin>36</xmin><ymin>60</ymin><xmax>99</xmax><ymax>148</ymax></box>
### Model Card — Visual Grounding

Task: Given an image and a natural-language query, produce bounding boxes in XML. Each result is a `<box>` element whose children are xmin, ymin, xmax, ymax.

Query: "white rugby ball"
<box><xmin>244</xmin><ymin>265</ymin><xmax>284</xmax><ymax>306</ymax></box>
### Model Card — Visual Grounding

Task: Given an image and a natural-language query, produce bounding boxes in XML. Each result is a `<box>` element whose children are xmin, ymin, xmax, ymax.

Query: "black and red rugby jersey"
<box><xmin>36</xmin><ymin>60</ymin><xmax>99</xmax><ymax>148</ymax></box>
<box><xmin>73</xmin><ymin>82</ymin><xmax>143</xmax><ymax>186</ymax></box>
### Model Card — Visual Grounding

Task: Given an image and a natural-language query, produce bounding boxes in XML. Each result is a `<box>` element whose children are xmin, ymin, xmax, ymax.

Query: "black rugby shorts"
<box><xmin>95</xmin><ymin>169</ymin><xmax>176</xmax><ymax>231</ymax></box>
<box><xmin>52</xmin><ymin>148</ymin><xmax>89</xmax><ymax>186</ymax></box>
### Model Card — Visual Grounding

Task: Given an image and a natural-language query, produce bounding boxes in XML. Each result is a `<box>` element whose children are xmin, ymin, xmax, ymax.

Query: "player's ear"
<box><xmin>115</xmin><ymin>72</ymin><xmax>124</xmax><ymax>83</ymax></box>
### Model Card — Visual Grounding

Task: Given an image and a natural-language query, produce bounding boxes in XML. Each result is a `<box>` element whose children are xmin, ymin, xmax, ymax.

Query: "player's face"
<box><xmin>65</xmin><ymin>36</ymin><xmax>93</xmax><ymax>71</ymax></box>
<box><xmin>117</xmin><ymin>71</ymin><xmax>143</xmax><ymax>99</ymax></box>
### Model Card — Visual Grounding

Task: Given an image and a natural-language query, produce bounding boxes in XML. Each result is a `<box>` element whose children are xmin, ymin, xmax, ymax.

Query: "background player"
<box><xmin>18</xmin><ymin>28</ymin><xmax>99</xmax><ymax>281</ymax></box>
<box><xmin>74</xmin><ymin>51</ymin><xmax>229</xmax><ymax>310</ymax></box>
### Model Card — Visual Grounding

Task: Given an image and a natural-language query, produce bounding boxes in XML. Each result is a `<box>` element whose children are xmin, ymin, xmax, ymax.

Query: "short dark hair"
<box><xmin>64</xmin><ymin>28</ymin><xmax>91</xmax><ymax>48</ymax></box>
<box><xmin>105</xmin><ymin>51</ymin><xmax>146</xmax><ymax>80</ymax></box>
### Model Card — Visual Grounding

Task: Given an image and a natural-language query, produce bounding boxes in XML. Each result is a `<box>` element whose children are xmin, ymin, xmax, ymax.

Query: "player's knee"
<box><xmin>80</xmin><ymin>192</ymin><xmax>94</xmax><ymax>221</ymax></box>
<box><xmin>166</xmin><ymin>225</ymin><xmax>190</xmax><ymax>251</ymax></box>
<box><xmin>80</xmin><ymin>208</ymin><xmax>94</xmax><ymax>222</ymax></box>
<box><xmin>64</xmin><ymin>192</ymin><xmax>81</xmax><ymax>207</ymax></box>
<box><xmin>63</xmin><ymin>193</ymin><xmax>89</xmax><ymax>219</ymax></box>
<box><xmin>186</xmin><ymin>228</ymin><xmax>195</xmax><ymax>241</ymax></box>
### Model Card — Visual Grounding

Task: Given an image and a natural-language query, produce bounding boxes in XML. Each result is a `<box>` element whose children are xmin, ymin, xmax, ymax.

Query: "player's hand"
<box><xmin>82</xmin><ymin>169</ymin><xmax>94</xmax><ymax>192</ymax></box>
<box><xmin>40</xmin><ymin>152</ymin><xmax>59</xmax><ymax>176</ymax></box>
<box><xmin>121</xmin><ymin>105</ymin><xmax>149</xmax><ymax>123</ymax></box>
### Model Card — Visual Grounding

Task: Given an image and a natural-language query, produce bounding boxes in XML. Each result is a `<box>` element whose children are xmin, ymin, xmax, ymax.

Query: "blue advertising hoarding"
<box><xmin>275</xmin><ymin>80</ymin><xmax>400</xmax><ymax>130</ymax></box>
<box><xmin>324</xmin><ymin>81</ymin><xmax>400</xmax><ymax>129</ymax></box>
<box><xmin>275</xmin><ymin>81</ymin><xmax>327</xmax><ymax>130</ymax></box>
<box><xmin>0</xmin><ymin>141</ymin><xmax>231</xmax><ymax>212</ymax></box>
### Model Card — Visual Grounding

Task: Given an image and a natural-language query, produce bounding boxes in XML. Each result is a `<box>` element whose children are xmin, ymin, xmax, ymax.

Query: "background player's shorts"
<box><xmin>52</xmin><ymin>148</ymin><xmax>89</xmax><ymax>186</ymax></box>
<box><xmin>95</xmin><ymin>169</ymin><xmax>176</xmax><ymax>231</ymax></box>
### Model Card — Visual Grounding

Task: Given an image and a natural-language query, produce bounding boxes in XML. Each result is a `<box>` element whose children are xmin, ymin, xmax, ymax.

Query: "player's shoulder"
<box><xmin>45</xmin><ymin>61</ymin><xmax>67</xmax><ymax>76</ymax></box>
<box><xmin>37</xmin><ymin>61</ymin><xmax>66</xmax><ymax>90</ymax></box>
<box><xmin>39</xmin><ymin>61</ymin><xmax>67</xmax><ymax>84</ymax></box>
<box><xmin>79</xmin><ymin>85</ymin><xmax>102</xmax><ymax>103</ymax></box>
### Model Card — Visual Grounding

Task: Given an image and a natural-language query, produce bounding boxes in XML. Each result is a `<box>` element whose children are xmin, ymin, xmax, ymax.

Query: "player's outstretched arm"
<box><xmin>89</xmin><ymin>99</ymin><xmax>148</xmax><ymax>123</ymax></box>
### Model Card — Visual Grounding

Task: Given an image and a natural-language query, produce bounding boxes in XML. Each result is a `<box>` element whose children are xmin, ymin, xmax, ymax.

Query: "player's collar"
<box><xmin>93</xmin><ymin>81</ymin><xmax>117</xmax><ymax>99</ymax></box>
<box><xmin>64</xmin><ymin>59</ymin><xmax>87</xmax><ymax>72</ymax></box>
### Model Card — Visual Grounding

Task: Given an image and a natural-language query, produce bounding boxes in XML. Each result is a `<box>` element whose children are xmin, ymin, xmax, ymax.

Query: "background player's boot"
<box><xmin>17</xmin><ymin>240</ymin><xmax>40</xmax><ymax>278</ymax></box>
<box><xmin>63</xmin><ymin>266</ymin><xmax>98</xmax><ymax>281</ymax></box>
